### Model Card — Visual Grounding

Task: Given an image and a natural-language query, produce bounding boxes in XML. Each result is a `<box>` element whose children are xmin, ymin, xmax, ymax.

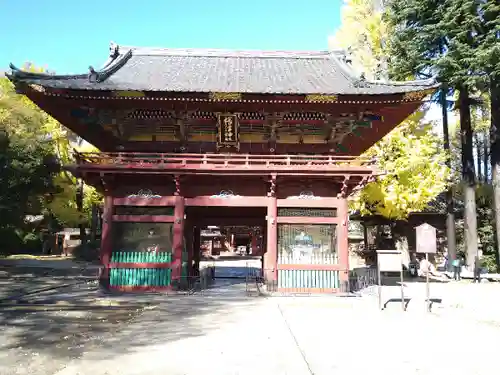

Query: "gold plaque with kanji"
<box><xmin>217</xmin><ymin>113</ymin><xmax>239</xmax><ymax>147</ymax></box>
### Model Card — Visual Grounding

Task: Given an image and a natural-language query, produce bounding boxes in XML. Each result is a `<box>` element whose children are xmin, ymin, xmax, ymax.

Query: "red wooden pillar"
<box><xmin>338</xmin><ymin>198</ymin><xmax>349</xmax><ymax>288</ymax></box>
<box><xmin>100</xmin><ymin>194</ymin><xmax>113</xmax><ymax>286</ymax></box>
<box><xmin>264</xmin><ymin>196</ymin><xmax>278</xmax><ymax>283</ymax></box>
<box><xmin>172</xmin><ymin>195</ymin><xmax>185</xmax><ymax>283</ymax></box>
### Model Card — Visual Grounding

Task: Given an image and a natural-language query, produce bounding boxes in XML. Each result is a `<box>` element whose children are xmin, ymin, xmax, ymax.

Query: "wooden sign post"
<box><xmin>415</xmin><ymin>223</ymin><xmax>437</xmax><ymax>312</ymax></box>
<box><xmin>376</xmin><ymin>250</ymin><xmax>405</xmax><ymax>311</ymax></box>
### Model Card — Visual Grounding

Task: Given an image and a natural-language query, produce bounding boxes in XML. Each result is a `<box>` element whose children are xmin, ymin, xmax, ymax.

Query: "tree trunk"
<box><xmin>484</xmin><ymin>131</ymin><xmax>489</xmax><ymax>183</ymax></box>
<box><xmin>490</xmin><ymin>81</ymin><xmax>500</xmax><ymax>269</ymax></box>
<box><xmin>475</xmin><ymin>132</ymin><xmax>482</xmax><ymax>181</ymax></box>
<box><xmin>90</xmin><ymin>204</ymin><xmax>98</xmax><ymax>242</ymax></box>
<box><xmin>441</xmin><ymin>88</ymin><xmax>456</xmax><ymax>270</ymax></box>
<box><xmin>76</xmin><ymin>179</ymin><xmax>87</xmax><ymax>246</ymax></box>
<box><xmin>459</xmin><ymin>87</ymin><xmax>478</xmax><ymax>269</ymax></box>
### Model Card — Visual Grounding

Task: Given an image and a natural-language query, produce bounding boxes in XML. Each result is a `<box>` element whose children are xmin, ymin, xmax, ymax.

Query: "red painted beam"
<box><xmin>277</xmin><ymin>198</ymin><xmax>341</xmax><ymax>208</ymax></box>
<box><xmin>185</xmin><ymin>196</ymin><xmax>269</xmax><ymax>207</ymax></box>
<box><xmin>113</xmin><ymin>196</ymin><xmax>177</xmax><ymax>206</ymax></box>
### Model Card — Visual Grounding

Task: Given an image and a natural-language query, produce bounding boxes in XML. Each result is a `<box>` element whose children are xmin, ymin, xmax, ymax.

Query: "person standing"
<box><xmin>452</xmin><ymin>257</ymin><xmax>461</xmax><ymax>281</ymax></box>
<box><xmin>473</xmin><ymin>255</ymin><xmax>482</xmax><ymax>283</ymax></box>
<box><xmin>246</xmin><ymin>242</ymin><xmax>251</xmax><ymax>256</ymax></box>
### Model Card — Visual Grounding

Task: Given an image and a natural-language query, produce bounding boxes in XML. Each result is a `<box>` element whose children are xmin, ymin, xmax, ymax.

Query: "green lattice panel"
<box><xmin>111</xmin><ymin>251</ymin><xmax>172</xmax><ymax>263</ymax></box>
<box><xmin>278</xmin><ymin>270</ymin><xmax>340</xmax><ymax>290</ymax></box>
<box><xmin>109</xmin><ymin>268</ymin><xmax>171</xmax><ymax>287</ymax></box>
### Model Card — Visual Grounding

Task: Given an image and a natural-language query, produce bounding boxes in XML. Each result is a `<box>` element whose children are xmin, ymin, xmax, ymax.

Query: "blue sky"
<box><xmin>1</xmin><ymin>0</ymin><xmax>342</xmax><ymax>74</ymax></box>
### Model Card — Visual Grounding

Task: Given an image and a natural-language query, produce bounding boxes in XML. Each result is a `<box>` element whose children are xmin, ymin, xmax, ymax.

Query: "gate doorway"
<box><xmin>185</xmin><ymin>206</ymin><xmax>266</xmax><ymax>283</ymax></box>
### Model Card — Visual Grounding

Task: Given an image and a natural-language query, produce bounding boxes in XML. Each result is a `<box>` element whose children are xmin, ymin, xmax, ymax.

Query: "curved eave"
<box><xmin>329</xmin><ymin>51</ymin><xmax>439</xmax><ymax>91</ymax></box>
<box><xmin>7</xmin><ymin>79</ymin><xmax>440</xmax><ymax>98</ymax></box>
<box><xmin>7</xmin><ymin>49</ymin><xmax>132</xmax><ymax>84</ymax></box>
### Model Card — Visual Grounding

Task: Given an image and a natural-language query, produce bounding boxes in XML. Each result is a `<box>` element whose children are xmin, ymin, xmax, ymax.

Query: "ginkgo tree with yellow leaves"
<box><xmin>353</xmin><ymin>111</ymin><xmax>449</xmax><ymax>219</ymax></box>
<box><xmin>43</xmin><ymin>116</ymin><xmax>102</xmax><ymax>227</ymax></box>
<box><xmin>330</xmin><ymin>0</ymin><xmax>449</xmax><ymax>220</ymax></box>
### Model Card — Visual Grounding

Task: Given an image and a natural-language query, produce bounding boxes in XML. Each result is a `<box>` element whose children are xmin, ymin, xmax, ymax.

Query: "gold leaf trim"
<box><xmin>402</xmin><ymin>89</ymin><xmax>434</xmax><ymax>102</ymax></box>
<box><xmin>305</xmin><ymin>94</ymin><xmax>338</xmax><ymax>103</ymax></box>
<box><xmin>29</xmin><ymin>84</ymin><xmax>45</xmax><ymax>93</ymax></box>
<box><xmin>113</xmin><ymin>91</ymin><xmax>145</xmax><ymax>97</ymax></box>
<box><xmin>210</xmin><ymin>92</ymin><xmax>242</xmax><ymax>101</ymax></box>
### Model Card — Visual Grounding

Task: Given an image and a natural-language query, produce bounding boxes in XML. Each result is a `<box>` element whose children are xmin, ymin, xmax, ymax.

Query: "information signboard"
<box><xmin>377</xmin><ymin>250</ymin><xmax>403</xmax><ymax>272</ymax></box>
<box><xmin>416</xmin><ymin>223</ymin><xmax>437</xmax><ymax>254</ymax></box>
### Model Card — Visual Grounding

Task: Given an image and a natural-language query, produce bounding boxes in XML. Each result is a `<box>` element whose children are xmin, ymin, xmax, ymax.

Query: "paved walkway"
<box><xmin>2</xmin><ymin>265</ymin><xmax>500</xmax><ymax>375</ymax></box>
<box><xmin>49</xmin><ymin>288</ymin><xmax>499</xmax><ymax>375</ymax></box>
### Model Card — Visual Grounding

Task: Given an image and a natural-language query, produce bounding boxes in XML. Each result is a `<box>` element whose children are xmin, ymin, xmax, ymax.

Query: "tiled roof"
<box><xmin>8</xmin><ymin>43</ymin><xmax>437</xmax><ymax>95</ymax></box>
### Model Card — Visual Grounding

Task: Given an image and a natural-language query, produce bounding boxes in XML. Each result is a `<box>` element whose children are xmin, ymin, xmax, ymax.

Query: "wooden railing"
<box><xmin>75</xmin><ymin>152</ymin><xmax>376</xmax><ymax>169</ymax></box>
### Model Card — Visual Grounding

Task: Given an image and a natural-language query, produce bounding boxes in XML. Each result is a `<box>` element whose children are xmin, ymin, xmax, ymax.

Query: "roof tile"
<box><xmin>8</xmin><ymin>45</ymin><xmax>438</xmax><ymax>95</ymax></box>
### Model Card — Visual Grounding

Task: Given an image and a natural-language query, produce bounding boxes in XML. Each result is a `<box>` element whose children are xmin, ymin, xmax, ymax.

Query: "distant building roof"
<box><xmin>7</xmin><ymin>42</ymin><xmax>437</xmax><ymax>96</ymax></box>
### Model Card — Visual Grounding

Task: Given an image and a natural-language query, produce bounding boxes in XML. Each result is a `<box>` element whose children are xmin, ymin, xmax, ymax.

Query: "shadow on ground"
<box><xmin>0</xmin><ymin>267</ymin><xmax>255</xmax><ymax>375</ymax></box>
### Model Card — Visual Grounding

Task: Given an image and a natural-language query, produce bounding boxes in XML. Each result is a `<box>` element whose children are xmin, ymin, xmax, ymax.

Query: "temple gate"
<box><xmin>7</xmin><ymin>44</ymin><xmax>437</xmax><ymax>293</ymax></box>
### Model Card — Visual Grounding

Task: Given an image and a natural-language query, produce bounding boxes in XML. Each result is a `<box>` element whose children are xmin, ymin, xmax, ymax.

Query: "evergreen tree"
<box><xmin>476</xmin><ymin>0</ymin><xmax>500</xmax><ymax>266</ymax></box>
<box><xmin>385</xmin><ymin>0</ymin><xmax>482</xmax><ymax>268</ymax></box>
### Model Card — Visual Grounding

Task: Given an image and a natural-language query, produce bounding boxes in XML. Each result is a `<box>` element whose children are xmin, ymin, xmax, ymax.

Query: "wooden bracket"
<box><xmin>174</xmin><ymin>111</ymin><xmax>190</xmax><ymax>146</ymax></box>
<box><xmin>268</xmin><ymin>174</ymin><xmax>277</xmax><ymax>197</ymax></box>
<box><xmin>99</xmin><ymin>173</ymin><xmax>113</xmax><ymax>193</ymax></box>
<box><xmin>174</xmin><ymin>175</ymin><xmax>181</xmax><ymax>196</ymax></box>
<box><xmin>266</xmin><ymin>112</ymin><xmax>282</xmax><ymax>153</ymax></box>
<box><xmin>350</xmin><ymin>174</ymin><xmax>378</xmax><ymax>195</ymax></box>
<box><xmin>337</xmin><ymin>175</ymin><xmax>351</xmax><ymax>198</ymax></box>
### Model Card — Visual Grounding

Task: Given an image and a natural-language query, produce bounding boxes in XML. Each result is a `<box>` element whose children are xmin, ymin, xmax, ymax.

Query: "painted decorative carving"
<box><xmin>286</xmin><ymin>191</ymin><xmax>321</xmax><ymax>200</ymax></box>
<box><xmin>210</xmin><ymin>190</ymin><xmax>241</xmax><ymax>198</ymax></box>
<box><xmin>127</xmin><ymin>189</ymin><xmax>162</xmax><ymax>199</ymax></box>
<box><xmin>29</xmin><ymin>84</ymin><xmax>45</xmax><ymax>93</ymax></box>
<box><xmin>305</xmin><ymin>94</ymin><xmax>338</xmax><ymax>103</ymax></box>
<box><xmin>210</xmin><ymin>92</ymin><xmax>242</xmax><ymax>101</ymax></box>
<box><xmin>402</xmin><ymin>89</ymin><xmax>434</xmax><ymax>102</ymax></box>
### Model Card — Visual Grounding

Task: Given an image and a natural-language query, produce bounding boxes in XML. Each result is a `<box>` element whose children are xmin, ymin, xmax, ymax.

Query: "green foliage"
<box><xmin>0</xmin><ymin>75</ymin><xmax>102</xmax><ymax>253</ymax></box>
<box><xmin>331</xmin><ymin>0</ymin><xmax>449</xmax><ymax>220</ymax></box>
<box><xmin>0</xmin><ymin>78</ymin><xmax>56</xmax><ymax>230</ymax></box>
<box><xmin>385</xmin><ymin>0</ymin><xmax>483</xmax><ymax>90</ymax></box>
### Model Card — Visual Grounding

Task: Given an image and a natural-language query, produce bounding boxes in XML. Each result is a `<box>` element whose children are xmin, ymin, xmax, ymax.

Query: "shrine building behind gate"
<box><xmin>7</xmin><ymin>44</ymin><xmax>437</xmax><ymax>292</ymax></box>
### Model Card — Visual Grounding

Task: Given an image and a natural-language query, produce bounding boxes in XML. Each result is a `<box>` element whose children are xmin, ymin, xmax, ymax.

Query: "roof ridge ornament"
<box><xmin>88</xmin><ymin>66</ymin><xmax>98</xmax><ymax>83</ymax></box>
<box><xmin>109</xmin><ymin>41</ymin><xmax>119</xmax><ymax>57</ymax></box>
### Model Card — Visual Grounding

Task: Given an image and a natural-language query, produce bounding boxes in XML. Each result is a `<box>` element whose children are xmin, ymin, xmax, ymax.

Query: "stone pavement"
<box><xmin>2</xmin><ymin>266</ymin><xmax>500</xmax><ymax>375</ymax></box>
<box><xmin>47</xmin><ymin>286</ymin><xmax>500</xmax><ymax>375</ymax></box>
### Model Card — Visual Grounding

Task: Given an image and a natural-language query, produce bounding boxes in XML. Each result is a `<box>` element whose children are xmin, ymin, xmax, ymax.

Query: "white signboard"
<box><xmin>376</xmin><ymin>250</ymin><xmax>402</xmax><ymax>272</ymax></box>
